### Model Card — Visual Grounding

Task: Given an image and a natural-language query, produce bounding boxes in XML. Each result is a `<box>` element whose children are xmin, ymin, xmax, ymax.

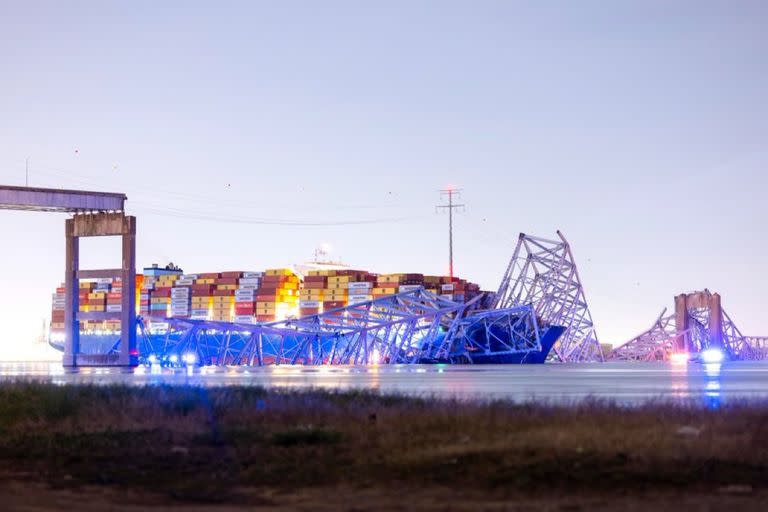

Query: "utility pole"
<box><xmin>436</xmin><ymin>188</ymin><xmax>464</xmax><ymax>278</ymax></box>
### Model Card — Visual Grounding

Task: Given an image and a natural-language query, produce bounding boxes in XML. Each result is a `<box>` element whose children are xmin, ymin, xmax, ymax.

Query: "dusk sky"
<box><xmin>0</xmin><ymin>1</ymin><xmax>766</xmax><ymax>359</ymax></box>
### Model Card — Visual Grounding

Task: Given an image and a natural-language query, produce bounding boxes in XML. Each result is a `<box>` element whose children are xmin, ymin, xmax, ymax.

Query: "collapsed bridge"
<box><xmin>609</xmin><ymin>289</ymin><xmax>768</xmax><ymax>361</ymax></box>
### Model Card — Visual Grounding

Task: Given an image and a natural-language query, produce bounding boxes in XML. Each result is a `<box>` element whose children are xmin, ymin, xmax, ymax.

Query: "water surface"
<box><xmin>1</xmin><ymin>360</ymin><xmax>766</xmax><ymax>406</ymax></box>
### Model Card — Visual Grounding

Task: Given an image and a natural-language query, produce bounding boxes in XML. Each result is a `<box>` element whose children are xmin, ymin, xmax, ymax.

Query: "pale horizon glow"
<box><xmin>1</xmin><ymin>1</ymin><xmax>767</xmax><ymax>360</ymax></box>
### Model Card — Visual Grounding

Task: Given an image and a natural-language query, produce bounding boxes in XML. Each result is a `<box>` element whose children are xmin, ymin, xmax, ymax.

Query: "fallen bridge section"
<box><xmin>609</xmin><ymin>289</ymin><xmax>768</xmax><ymax>361</ymax></box>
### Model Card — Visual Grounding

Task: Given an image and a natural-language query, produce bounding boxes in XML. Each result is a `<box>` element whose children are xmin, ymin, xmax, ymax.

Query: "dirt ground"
<box><xmin>1</xmin><ymin>481</ymin><xmax>766</xmax><ymax>512</ymax></box>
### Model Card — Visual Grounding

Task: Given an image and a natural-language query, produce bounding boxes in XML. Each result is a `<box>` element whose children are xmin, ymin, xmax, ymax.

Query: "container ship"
<box><xmin>49</xmin><ymin>262</ymin><xmax>498</xmax><ymax>356</ymax></box>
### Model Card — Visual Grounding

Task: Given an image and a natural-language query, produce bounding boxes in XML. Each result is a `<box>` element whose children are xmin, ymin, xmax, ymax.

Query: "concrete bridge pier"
<box><xmin>63</xmin><ymin>213</ymin><xmax>137</xmax><ymax>368</ymax></box>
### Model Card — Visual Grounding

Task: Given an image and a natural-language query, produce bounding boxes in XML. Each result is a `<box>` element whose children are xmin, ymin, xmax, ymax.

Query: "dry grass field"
<box><xmin>0</xmin><ymin>383</ymin><xmax>766</xmax><ymax>510</ymax></box>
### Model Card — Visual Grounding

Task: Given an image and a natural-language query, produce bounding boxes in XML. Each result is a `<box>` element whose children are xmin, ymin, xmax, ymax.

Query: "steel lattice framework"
<box><xmin>610</xmin><ymin>292</ymin><xmax>768</xmax><ymax>361</ymax></box>
<box><xmin>492</xmin><ymin>231</ymin><xmax>603</xmax><ymax>362</ymax></box>
<box><xmin>136</xmin><ymin>289</ymin><xmax>547</xmax><ymax>366</ymax></box>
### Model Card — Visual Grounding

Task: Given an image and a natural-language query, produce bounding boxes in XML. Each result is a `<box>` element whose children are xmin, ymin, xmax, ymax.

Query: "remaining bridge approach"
<box><xmin>0</xmin><ymin>185</ymin><xmax>136</xmax><ymax>368</ymax></box>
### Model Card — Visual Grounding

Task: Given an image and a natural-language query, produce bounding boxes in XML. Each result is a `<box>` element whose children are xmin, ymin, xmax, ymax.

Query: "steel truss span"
<box><xmin>610</xmin><ymin>290</ymin><xmax>768</xmax><ymax>361</ymax></box>
<box><xmin>492</xmin><ymin>231</ymin><xmax>603</xmax><ymax>362</ymax></box>
<box><xmin>136</xmin><ymin>289</ymin><xmax>547</xmax><ymax>366</ymax></box>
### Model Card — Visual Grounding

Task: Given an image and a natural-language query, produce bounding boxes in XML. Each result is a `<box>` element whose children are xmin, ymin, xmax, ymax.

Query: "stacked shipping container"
<box><xmin>256</xmin><ymin>269</ymin><xmax>300</xmax><ymax>322</ymax></box>
<box><xmin>300</xmin><ymin>269</ymin><xmax>376</xmax><ymax>316</ymax></box>
<box><xmin>50</xmin><ymin>264</ymin><xmax>482</xmax><ymax>338</ymax></box>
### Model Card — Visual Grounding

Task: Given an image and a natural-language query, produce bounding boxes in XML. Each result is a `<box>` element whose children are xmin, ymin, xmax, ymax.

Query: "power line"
<box><xmin>436</xmin><ymin>188</ymin><xmax>464</xmax><ymax>278</ymax></box>
<box><xmin>134</xmin><ymin>204</ymin><xmax>425</xmax><ymax>227</ymax></box>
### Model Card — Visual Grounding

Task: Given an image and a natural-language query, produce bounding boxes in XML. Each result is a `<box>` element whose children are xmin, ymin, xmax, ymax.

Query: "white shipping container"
<box><xmin>348</xmin><ymin>281</ymin><xmax>372</xmax><ymax>290</ymax></box>
<box><xmin>441</xmin><ymin>283</ymin><xmax>455</xmax><ymax>292</ymax></box>
<box><xmin>239</xmin><ymin>277</ymin><xmax>262</xmax><ymax>285</ymax></box>
<box><xmin>439</xmin><ymin>294</ymin><xmax>453</xmax><ymax>301</ymax></box>
<box><xmin>52</xmin><ymin>304</ymin><xmax>65</xmax><ymax>311</ymax></box>
<box><xmin>300</xmin><ymin>300</ymin><xmax>321</xmax><ymax>308</ymax></box>
<box><xmin>242</xmin><ymin>272</ymin><xmax>264</xmax><ymax>278</ymax></box>
<box><xmin>235</xmin><ymin>289</ymin><xmax>256</xmax><ymax>297</ymax></box>
<box><xmin>235</xmin><ymin>296</ymin><xmax>254</xmax><ymax>303</ymax></box>
<box><xmin>191</xmin><ymin>309</ymin><xmax>209</xmax><ymax>316</ymax></box>
<box><xmin>348</xmin><ymin>294</ymin><xmax>372</xmax><ymax>302</ymax></box>
<box><xmin>175</xmin><ymin>279</ymin><xmax>195</xmax><ymax>286</ymax></box>
<box><xmin>180</xmin><ymin>274</ymin><xmax>199</xmax><ymax>280</ymax></box>
<box><xmin>238</xmin><ymin>284</ymin><xmax>259</xmax><ymax>291</ymax></box>
<box><xmin>399</xmin><ymin>285</ymin><xmax>422</xmax><ymax>292</ymax></box>
<box><xmin>96</xmin><ymin>278</ymin><xmax>113</xmax><ymax>285</ymax></box>
<box><xmin>233</xmin><ymin>315</ymin><xmax>255</xmax><ymax>324</ymax></box>
<box><xmin>106</xmin><ymin>304</ymin><xmax>122</xmax><ymax>312</ymax></box>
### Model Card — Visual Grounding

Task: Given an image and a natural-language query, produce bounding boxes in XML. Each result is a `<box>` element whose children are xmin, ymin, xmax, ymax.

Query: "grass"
<box><xmin>0</xmin><ymin>382</ymin><xmax>766</xmax><ymax>504</ymax></box>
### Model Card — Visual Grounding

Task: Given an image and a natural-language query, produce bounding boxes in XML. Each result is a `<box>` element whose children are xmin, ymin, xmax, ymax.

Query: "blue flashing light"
<box><xmin>701</xmin><ymin>348</ymin><xmax>724</xmax><ymax>364</ymax></box>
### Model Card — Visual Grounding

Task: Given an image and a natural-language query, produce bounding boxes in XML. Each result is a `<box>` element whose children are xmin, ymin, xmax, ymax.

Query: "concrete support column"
<box><xmin>63</xmin><ymin>219</ymin><xmax>80</xmax><ymax>367</ymax></box>
<box><xmin>120</xmin><ymin>216</ymin><xmax>137</xmax><ymax>366</ymax></box>
<box><xmin>709</xmin><ymin>293</ymin><xmax>724</xmax><ymax>350</ymax></box>
<box><xmin>674</xmin><ymin>294</ymin><xmax>689</xmax><ymax>352</ymax></box>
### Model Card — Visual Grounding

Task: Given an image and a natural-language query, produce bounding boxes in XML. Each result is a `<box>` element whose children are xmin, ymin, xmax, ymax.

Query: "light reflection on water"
<box><xmin>0</xmin><ymin>360</ymin><xmax>765</xmax><ymax>406</ymax></box>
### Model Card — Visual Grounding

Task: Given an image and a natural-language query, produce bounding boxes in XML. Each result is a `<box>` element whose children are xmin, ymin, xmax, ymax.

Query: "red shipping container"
<box><xmin>303</xmin><ymin>281</ymin><xmax>326</xmax><ymax>289</ymax></box>
<box><xmin>199</xmin><ymin>272</ymin><xmax>221</xmax><ymax>279</ymax></box>
<box><xmin>56</xmin><ymin>287</ymin><xmax>66</xmax><ymax>294</ymax></box>
<box><xmin>192</xmin><ymin>284</ymin><xmax>215</xmax><ymax>294</ymax></box>
<box><xmin>323</xmin><ymin>301</ymin><xmax>346</xmax><ymax>309</ymax></box>
<box><xmin>299</xmin><ymin>308</ymin><xmax>320</xmax><ymax>316</ymax></box>
<box><xmin>261</xmin><ymin>275</ymin><xmax>287</xmax><ymax>284</ymax></box>
<box><xmin>213</xmin><ymin>289</ymin><xmax>234</xmax><ymax>296</ymax></box>
<box><xmin>235</xmin><ymin>301</ymin><xmax>255</xmax><ymax>309</ymax></box>
<box><xmin>107</xmin><ymin>292</ymin><xmax>122</xmax><ymax>300</ymax></box>
<box><xmin>214</xmin><ymin>277</ymin><xmax>238</xmax><ymax>286</ymax></box>
<box><xmin>151</xmin><ymin>288</ymin><xmax>171</xmax><ymax>297</ymax></box>
<box><xmin>220</xmin><ymin>271</ymin><xmax>244</xmax><ymax>279</ymax></box>
<box><xmin>255</xmin><ymin>314</ymin><xmax>275</xmax><ymax>322</ymax></box>
<box><xmin>303</xmin><ymin>276</ymin><xmax>327</xmax><ymax>284</ymax></box>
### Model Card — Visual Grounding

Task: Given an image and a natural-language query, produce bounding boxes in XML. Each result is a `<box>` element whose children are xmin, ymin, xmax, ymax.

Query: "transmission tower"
<box><xmin>436</xmin><ymin>188</ymin><xmax>464</xmax><ymax>278</ymax></box>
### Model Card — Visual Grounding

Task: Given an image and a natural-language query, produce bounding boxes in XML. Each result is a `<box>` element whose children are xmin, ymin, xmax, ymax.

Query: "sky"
<box><xmin>0</xmin><ymin>0</ymin><xmax>766</xmax><ymax>359</ymax></box>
